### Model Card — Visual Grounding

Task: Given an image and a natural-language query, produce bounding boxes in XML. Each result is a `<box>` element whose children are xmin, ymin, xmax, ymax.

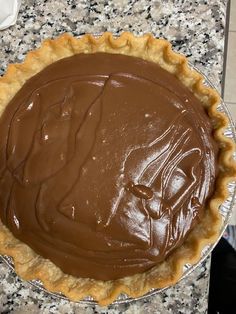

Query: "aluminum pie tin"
<box><xmin>1</xmin><ymin>65</ymin><xmax>236</xmax><ymax>305</ymax></box>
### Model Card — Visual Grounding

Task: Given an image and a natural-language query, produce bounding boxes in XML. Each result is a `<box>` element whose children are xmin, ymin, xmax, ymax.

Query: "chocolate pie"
<box><xmin>0</xmin><ymin>33</ymin><xmax>235</xmax><ymax>305</ymax></box>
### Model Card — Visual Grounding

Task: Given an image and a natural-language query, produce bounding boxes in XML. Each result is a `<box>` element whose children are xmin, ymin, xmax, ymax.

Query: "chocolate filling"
<box><xmin>0</xmin><ymin>53</ymin><xmax>218</xmax><ymax>280</ymax></box>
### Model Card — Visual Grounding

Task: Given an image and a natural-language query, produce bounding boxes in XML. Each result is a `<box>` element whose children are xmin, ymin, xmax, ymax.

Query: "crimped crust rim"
<box><xmin>0</xmin><ymin>32</ymin><xmax>235</xmax><ymax>306</ymax></box>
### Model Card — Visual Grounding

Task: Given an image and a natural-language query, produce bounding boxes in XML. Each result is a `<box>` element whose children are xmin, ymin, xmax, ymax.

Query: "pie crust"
<box><xmin>0</xmin><ymin>32</ymin><xmax>235</xmax><ymax>306</ymax></box>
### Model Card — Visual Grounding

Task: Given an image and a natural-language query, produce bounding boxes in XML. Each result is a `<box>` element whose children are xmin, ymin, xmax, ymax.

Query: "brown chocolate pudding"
<box><xmin>0</xmin><ymin>53</ymin><xmax>218</xmax><ymax>280</ymax></box>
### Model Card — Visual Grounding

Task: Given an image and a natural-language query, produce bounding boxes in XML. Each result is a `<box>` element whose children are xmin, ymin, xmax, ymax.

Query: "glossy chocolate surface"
<box><xmin>0</xmin><ymin>53</ymin><xmax>218</xmax><ymax>280</ymax></box>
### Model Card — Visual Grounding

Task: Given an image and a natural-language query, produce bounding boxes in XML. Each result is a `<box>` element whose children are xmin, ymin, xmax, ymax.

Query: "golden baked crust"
<box><xmin>0</xmin><ymin>32</ymin><xmax>235</xmax><ymax>306</ymax></box>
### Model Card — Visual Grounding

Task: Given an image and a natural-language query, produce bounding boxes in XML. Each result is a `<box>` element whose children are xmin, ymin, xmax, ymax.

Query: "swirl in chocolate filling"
<box><xmin>0</xmin><ymin>53</ymin><xmax>218</xmax><ymax>280</ymax></box>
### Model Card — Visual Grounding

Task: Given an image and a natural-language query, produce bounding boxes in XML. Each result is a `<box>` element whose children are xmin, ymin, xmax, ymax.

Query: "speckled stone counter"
<box><xmin>0</xmin><ymin>0</ymin><xmax>228</xmax><ymax>313</ymax></box>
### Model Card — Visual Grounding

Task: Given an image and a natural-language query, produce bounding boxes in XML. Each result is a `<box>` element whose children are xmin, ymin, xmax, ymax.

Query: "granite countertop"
<box><xmin>0</xmin><ymin>0</ymin><xmax>228</xmax><ymax>313</ymax></box>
